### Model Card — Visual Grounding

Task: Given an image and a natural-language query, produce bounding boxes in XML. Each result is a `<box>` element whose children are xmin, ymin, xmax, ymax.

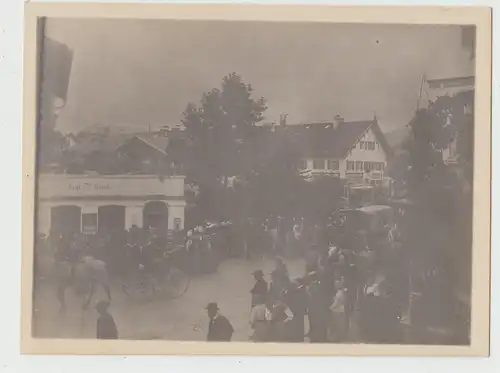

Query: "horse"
<box><xmin>53</xmin><ymin>255</ymin><xmax>112</xmax><ymax>313</ymax></box>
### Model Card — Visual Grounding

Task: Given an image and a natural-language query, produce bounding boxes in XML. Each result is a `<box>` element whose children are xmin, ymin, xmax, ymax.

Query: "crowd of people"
<box><xmin>242</xmin><ymin>246</ymin><xmax>403</xmax><ymax>343</ymax></box>
<box><xmin>35</xmin><ymin>208</ymin><xmax>406</xmax><ymax>343</ymax></box>
<box><xmin>203</xmin><ymin>240</ymin><xmax>404</xmax><ymax>344</ymax></box>
<box><xmin>198</xmin><ymin>212</ymin><xmax>406</xmax><ymax>344</ymax></box>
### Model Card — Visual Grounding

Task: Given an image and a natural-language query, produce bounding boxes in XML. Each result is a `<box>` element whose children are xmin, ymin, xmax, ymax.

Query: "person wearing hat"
<box><xmin>250</xmin><ymin>270</ymin><xmax>268</xmax><ymax>308</ymax></box>
<box><xmin>95</xmin><ymin>300</ymin><xmax>118</xmax><ymax>340</ymax></box>
<box><xmin>206</xmin><ymin>302</ymin><xmax>234</xmax><ymax>342</ymax></box>
<box><xmin>270</xmin><ymin>257</ymin><xmax>291</xmax><ymax>300</ymax></box>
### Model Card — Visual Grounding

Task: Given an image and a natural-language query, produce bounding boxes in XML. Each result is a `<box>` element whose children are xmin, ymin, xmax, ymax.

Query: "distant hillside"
<box><xmin>385</xmin><ymin>127</ymin><xmax>410</xmax><ymax>150</ymax></box>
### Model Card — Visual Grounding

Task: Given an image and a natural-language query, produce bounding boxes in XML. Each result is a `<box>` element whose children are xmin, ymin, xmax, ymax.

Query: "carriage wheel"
<box><xmin>162</xmin><ymin>267</ymin><xmax>190</xmax><ymax>299</ymax></box>
<box><xmin>122</xmin><ymin>274</ymin><xmax>155</xmax><ymax>302</ymax></box>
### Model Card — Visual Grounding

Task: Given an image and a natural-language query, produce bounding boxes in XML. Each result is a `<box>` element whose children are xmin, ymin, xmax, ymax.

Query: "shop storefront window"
<box><xmin>82</xmin><ymin>213</ymin><xmax>98</xmax><ymax>234</ymax></box>
<box><xmin>313</xmin><ymin>159</ymin><xmax>326</xmax><ymax>170</ymax></box>
<box><xmin>327</xmin><ymin>159</ymin><xmax>339</xmax><ymax>170</ymax></box>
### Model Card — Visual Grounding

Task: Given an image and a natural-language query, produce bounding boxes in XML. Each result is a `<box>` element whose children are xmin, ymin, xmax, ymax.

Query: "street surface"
<box><xmin>33</xmin><ymin>257</ymin><xmax>307</xmax><ymax>341</ymax></box>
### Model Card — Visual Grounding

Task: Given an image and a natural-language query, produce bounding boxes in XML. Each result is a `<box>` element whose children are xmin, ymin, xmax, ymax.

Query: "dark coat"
<box><xmin>96</xmin><ymin>313</ymin><xmax>118</xmax><ymax>340</ymax></box>
<box><xmin>207</xmin><ymin>315</ymin><xmax>234</xmax><ymax>341</ymax></box>
<box><xmin>251</xmin><ymin>279</ymin><xmax>269</xmax><ymax>307</ymax></box>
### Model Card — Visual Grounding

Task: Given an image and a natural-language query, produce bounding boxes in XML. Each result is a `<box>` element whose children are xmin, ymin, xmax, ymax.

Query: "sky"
<box><xmin>44</xmin><ymin>19</ymin><xmax>474</xmax><ymax>134</ymax></box>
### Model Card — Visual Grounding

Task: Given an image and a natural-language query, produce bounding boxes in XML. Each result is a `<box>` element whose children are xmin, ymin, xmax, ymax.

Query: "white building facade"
<box><xmin>37</xmin><ymin>174</ymin><xmax>186</xmax><ymax>235</ymax></box>
<box><xmin>299</xmin><ymin>125</ymin><xmax>389</xmax><ymax>185</ymax></box>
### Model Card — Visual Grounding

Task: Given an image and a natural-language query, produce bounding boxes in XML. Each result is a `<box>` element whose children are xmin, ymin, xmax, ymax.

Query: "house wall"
<box><xmin>37</xmin><ymin>174</ymin><xmax>186</xmax><ymax>234</ymax></box>
<box><xmin>345</xmin><ymin>127</ymin><xmax>387</xmax><ymax>163</ymax></box>
<box><xmin>300</xmin><ymin>127</ymin><xmax>388</xmax><ymax>180</ymax></box>
<box><xmin>342</xmin><ymin>127</ymin><xmax>388</xmax><ymax>179</ymax></box>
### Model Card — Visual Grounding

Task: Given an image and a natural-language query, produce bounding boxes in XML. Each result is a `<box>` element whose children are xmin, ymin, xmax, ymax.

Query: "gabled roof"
<box><xmin>276</xmin><ymin>118</ymin><xmax>392</xmax><ymax>159</ymax></box>
<box><xmin>133</xmin><ymin>134</ymin><xmax>170</xmax><ymax>155</ymax></box>
<box><xmin>67</xmin><ymin>133</ymin><xmax>131</xmax><ymax>155</ymax></box>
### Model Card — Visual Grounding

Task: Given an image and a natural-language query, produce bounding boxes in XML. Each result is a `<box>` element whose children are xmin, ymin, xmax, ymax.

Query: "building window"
<box><xmin>313</xmin><ymin>159</ymin><xmax>326</xmax><ymax>170</ymax></box>
<box><xmin>174</xmin><ymin>218</ymin><xmax>182</xmax><ymax>232</ymax></box>
<box><xmin>347</xmin><ymin>161</ymin><xmax>355</xmax><ymax>171</ymax></box>
<box><xmin>328</xmin><ymin>160</ymin><xmax>339</xmax><ymax>170</ymax></box>
<box><xmin>362</xmin><ymin>162</ymin><xmax>385</xmax><ymax>172</ymax></box>
<box><xmin>298</xmin><ymin>159</ymin><xmax>307</xmax><ymax>170</ymax></box>
<box><xmin>82</xmin><ymin>213</ymin><xmax>98</xmax><ymax>234</ymax></box>
<box><xmin>355</xmin><ymin>161</ymin><xmax>363</xmax><ymax>171</ymax></box>
<box><xmin>359</xmin><ymin>141</ymin><xmax>375</xmax><ymax>150</ymax></box>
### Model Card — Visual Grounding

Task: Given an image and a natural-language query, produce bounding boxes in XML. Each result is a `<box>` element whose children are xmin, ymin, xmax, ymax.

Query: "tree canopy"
<box><xmin>178</xmin><ymin>72</ymin><xmax>268</xmax><ymax>189</ymax></box>
<box><xmin>402</xmin><ymin>90</ymin><xmax>474</xmax><ymax>330</ymax></box>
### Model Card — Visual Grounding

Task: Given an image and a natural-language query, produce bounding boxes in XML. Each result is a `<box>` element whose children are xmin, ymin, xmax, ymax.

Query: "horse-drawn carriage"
<box><xmin>329</xmin><ymin>204</ymin><xmax>395</xmax><ymax>251</ymax></box>
<box><xmin>121</xmin><ymin>240</ymin><xmax>191</xmax><ymax>302</ymax></box>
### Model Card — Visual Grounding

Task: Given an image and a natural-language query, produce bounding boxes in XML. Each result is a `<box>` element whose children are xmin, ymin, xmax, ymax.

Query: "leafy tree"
<box><xmin>246</xmin><ymin>134</ymin><xmax>303</xmax><ymax>219</ymax></box>
<box><xmin>219</xmin><ymin>73</ymin><xmax>267</xmax><ymax>138</ymax></box>
<box><xmin>179</xmin><ymin>73</ymin><xmax>267</xmax><ymax>183</ymax></box>
<box><xmin>38</xmin><ymin>128</ymin><xmax>70</xmax><ymax>171</ymax></box>
<box><xmin>176</xmin><ymin>73</ymin><xmax>268</xmax><ymax>221</ymax></box>
<box><xmin>404</xmin><ymin>90</ymin><xmax>474</xmax><ymax>333</ymax></box>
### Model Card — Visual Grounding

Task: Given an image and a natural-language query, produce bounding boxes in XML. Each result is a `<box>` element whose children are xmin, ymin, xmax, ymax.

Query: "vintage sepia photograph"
<box><xmin>21</xmin><ymin>4</ymin><xmax>492</xmax><ymax>356</ymax></box>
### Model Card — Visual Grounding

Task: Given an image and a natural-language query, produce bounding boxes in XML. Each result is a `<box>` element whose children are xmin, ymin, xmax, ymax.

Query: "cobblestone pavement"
<box><xmin>33</xmin><ymin>257</ymin><xmax>307</xmax><ymax>341</ymax></box>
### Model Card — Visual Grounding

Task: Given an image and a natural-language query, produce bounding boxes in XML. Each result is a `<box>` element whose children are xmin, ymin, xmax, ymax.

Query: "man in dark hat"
<box><xmin>95</xmin><ymin>300</ymin><xmax>118</xmax><ymax>340</ymax></box>
<box><xmin>250</xmin><ymin>270</ymin><xmax>268</xmax><ymax>308</ymax></box>
<box><xmin>206</xmin><ymin>302</ymin><xmax>234</xmax><ymax>342</ymax></box>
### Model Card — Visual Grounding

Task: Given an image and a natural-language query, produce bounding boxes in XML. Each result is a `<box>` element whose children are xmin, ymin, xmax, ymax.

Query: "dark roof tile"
<box><xmin>276</xmin><ymin>119</ymin><xmax>388</xmax><ymax>159</ymax></box>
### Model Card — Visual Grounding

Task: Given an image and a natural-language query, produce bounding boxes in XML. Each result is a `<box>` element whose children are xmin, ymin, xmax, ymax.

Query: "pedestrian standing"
<box><xmin>270</xmin><ymin>257</ymin><xmax>290</xmax><ymax>300</ymax></box>
<box><xmin>266</xmin><ymin>214</ymin><xmax>279</xmax><ymax>255</ymax></box>
<box><xmin>305</xmin><ymin>243</ymin><xmax>320</xmax><ymax>274</ymax></box>
<box><xmin>359</xmin><ymin>272</ymin><xmax>384</xmax><ymax>342</ymax></box>
<box><xmin>249</xmin><ymin>299</ymin><xmax>270</xmax><ymax>342</ymax></box>
<box><xmin>284</xmin><ymin>280</ymin><xmax>308</xmax><ymax>342</ymax></box>
<box><xmin>206</xmin><ymin>302</ymin><xmax>234</xmax><ymax>342</ymax></box>
<box><xmin>339</xmin><ymin>249</ymin><xmax>359</xmax><ymax>322</ymax></box>
<box><xmin>306</xmin><ymin>276</ymin><xmax>329</xmax><ymax>343</ymax></box>
<box><xmin>251</xmin><ymin>270</ymin><xmax>268</xmax><ymax>308</ymax></box>
<box><xmin>267</xmin><ymin>300</ymin><xmax>293</xmax><ymax>342</ymax></box>
<box><xmin>95</xmin><ymin>301</ymin><xmax>118</xmax><ymax>340</ymax></box>
<box><xmin>292</xmin><ymin>218</ymin><xmax>304</xmax><ymax>257</ymax></box>
<box><xmin>328</xmin><ymin>278</ymin><xmax>348</xmax><ymax>342</ymax></box>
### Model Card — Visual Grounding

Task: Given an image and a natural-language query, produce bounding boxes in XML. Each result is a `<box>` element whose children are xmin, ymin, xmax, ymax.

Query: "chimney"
<box><xmin>333</xmin><ymin>114</ymin><xmax>344</xmax><ymax>130</ymax></box>
<box><xmin>279</xmin><ymin>113</ymin><xmax>288</xmax><ymax>126</ymax></box>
